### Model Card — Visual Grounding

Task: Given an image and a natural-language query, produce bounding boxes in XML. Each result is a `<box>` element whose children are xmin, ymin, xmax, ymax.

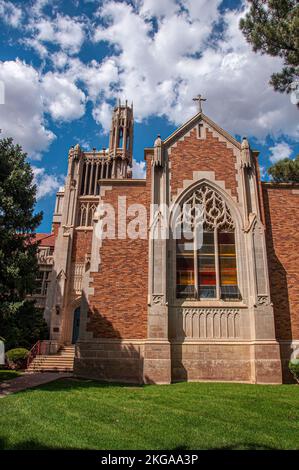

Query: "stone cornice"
<box><xmin>98</xmin><ymin>178</ymin><xmax>146</xmax><ymax>186</ymax></box>
<box><xmin>262</xmin><ymin>182</ymin><xmax>299</xmax><ymax>188</ymax></box>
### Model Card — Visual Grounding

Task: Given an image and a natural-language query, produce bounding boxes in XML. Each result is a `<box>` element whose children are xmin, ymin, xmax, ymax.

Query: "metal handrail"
<box><xmin>26</xmin><ymin>340</ymin><xmax>41</xmax><ymax>369</ymax></box>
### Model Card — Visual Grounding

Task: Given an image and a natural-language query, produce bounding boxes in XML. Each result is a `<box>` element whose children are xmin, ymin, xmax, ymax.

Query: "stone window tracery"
<box><xmin>79</xmin><ymin>201</ymin><xmax>97</xmax><ymax>227</ymax></box>
<box><xmin>175</xmin><ymin>184</ymin><xmax>240</xmax><ymax>300</ymax></box>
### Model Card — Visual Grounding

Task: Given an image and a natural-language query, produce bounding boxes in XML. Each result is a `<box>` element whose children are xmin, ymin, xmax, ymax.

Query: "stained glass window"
<box><xmin>198</xmin><ymin>231</ymin><xmax>216</xmax><ymax>298</ymax></box>
<box><xmin>176</xmin><ymin>237</ymin><xmax>195</xmax><ymax>298</ymax></box>
<box><xmin>219</xmin><ymin>232</ymin><xmax>239</xmax><ymax>300</ymax></box>
<box><xmin>175</xmin><ymin>184</ymin><xmax>240</xmax><ymax>301</ymax></box>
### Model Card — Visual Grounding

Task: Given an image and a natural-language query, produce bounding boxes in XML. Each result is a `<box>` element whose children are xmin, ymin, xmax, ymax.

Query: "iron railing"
<box><xmin>26</xmin><ymin>340</ymin><xmax>47</xmax><ymax>369</ymax></box>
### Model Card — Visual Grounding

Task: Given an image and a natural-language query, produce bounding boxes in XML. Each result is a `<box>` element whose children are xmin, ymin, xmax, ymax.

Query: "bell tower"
<box><xmin>108</xmin><ymin>99</ymin><xmax>134</xmax><ymax>179</ymax></box>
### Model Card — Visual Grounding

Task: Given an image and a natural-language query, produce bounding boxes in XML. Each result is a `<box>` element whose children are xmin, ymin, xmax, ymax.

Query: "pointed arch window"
<box><xmin>175</xmin><ymin>184</ymin><xmax>240</xmax><ymax>301</ymax></box>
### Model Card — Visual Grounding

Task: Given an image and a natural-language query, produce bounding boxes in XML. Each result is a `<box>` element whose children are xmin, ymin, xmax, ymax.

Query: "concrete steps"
<box><xmin>26</xmin><ymin>345</ymin><xmax>75</xmax><ymax>373</ymax></box>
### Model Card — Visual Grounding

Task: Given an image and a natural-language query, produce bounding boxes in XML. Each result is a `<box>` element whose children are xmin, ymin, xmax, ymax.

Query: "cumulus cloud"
<box><xmin>0</xmin><ymin>0</ymin><xmax>297</xmax><ymax>164</ymax></box>
<box><xmin>132</xmin><ymin>159</ymin><xmax>146</xmax><ymax>179</ymax></box>
<box><xmin>92</xmin><ymin>101</ymin><xmax>113</xmax><ymax>133</ymax></box>
<box><xmin>0</xmin><ymin>58</ymin><xmax>89</xmax><ymax>157</ymax></box>
<box><xmin>32</xmin><ymin>166</ymin><xmax>64</xmax><ymax>200</ymax></box>
<box><xmin>42</xmin><ymin>72</ymin><xmax>86</xmax><ymax>121</ymax></box>
<box><xmin>92</xmin><ymin>0</ymin><xmax>298</xmax><ymax>140</ymax></box>
<box><xmin>139</xmin><ymin>0</ymin><xmax>179</xmax><ymax>18</ymax></box>
<box><xmin>27</xmin><ymin>13</ymin><xmax>86</xmax><ymax>56</ymax></box>
<box><xmin>0</xmin><ymin>59</ymin><xmax>55</xmax><ymax>159</ymax></box>
<box><xmin>269</xmin><ymin>142</ymin><xmax>293</xmax><ymax>164</ymax></box>
<box><xmin>77</xmin><ymin>58</ymin><xmax>119</xmax><ymax>102</ymax></box>
<box><xmin>46</xmin><ymin>55</ymin><xmax>119</xmax><ymax>129</ymax></box>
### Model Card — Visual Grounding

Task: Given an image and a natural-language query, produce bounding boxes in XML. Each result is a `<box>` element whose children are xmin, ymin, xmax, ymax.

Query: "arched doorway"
<box><xmin>72</xmin><ymin>307</ymin><xmax>81</xmax><ymax>344</ymax></box>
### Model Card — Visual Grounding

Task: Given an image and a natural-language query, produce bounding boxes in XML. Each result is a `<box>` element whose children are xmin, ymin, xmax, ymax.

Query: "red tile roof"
<box><xmin>33</xmin><ymin>233</ymin><xmax>56</xmax><ymax>247</ymax></box>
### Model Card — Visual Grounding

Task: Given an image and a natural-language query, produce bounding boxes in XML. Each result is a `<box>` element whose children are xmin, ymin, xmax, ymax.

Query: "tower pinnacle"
<box><xmin>108</xmin><ymin>100</ymin><xmax>134</xmax><ymax>178</ymax></box>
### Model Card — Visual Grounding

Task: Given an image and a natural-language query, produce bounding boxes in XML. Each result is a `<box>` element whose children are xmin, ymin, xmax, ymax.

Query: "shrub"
<box><xmin>6</xmin><ymin>348</ymin><xmax>29</xmax><ymax>370</ymax></box>
<box><xmin>289</xmin><ymin>359</ymin><xmax>299</xmax><ymax>384</ymax></box>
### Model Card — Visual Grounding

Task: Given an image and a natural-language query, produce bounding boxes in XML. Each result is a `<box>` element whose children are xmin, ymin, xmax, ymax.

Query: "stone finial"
<box><xmin>73</xmin><ymin>143</ymin><xmax>82</xmax><ymax>160</ymax></box>
<box><xmin>68</xmin><ymin>143</ymin><xmax>82</xmax><ymax>160</ymax></box>
<box><xmin>241</xmin><ymin>137</ymin><xmax>252</xmax><ymax>168</ymax></box>
<box><xmin>153</xmin><ymin>134</ymin><xmax>163</xmax><ymax>167</ymax></box>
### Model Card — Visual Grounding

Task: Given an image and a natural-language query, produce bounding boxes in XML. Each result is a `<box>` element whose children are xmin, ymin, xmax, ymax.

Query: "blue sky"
<box><xmin>0</xmin><ymin>0</ymin><xmax>298</xmax><ymax>232</ymax></box>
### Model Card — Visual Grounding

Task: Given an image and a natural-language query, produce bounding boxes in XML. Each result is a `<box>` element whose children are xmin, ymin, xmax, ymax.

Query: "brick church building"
<box><xmin>34</xmin><ymin>99</ymin><xmax>299</xmax><ymax>384</ymax></box>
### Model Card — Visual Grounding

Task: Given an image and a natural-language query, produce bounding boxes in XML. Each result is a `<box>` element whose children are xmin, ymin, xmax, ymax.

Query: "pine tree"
<box><xmin>0</xmin><ymin>137</ymin><xmax>47</xmax><ymax>349</ymax></box>
<box><xmin>240</xmin><ymin>0</ymin><xmax>299</xmax><ymax>98</ymax></box>
<box><xmin>268</xmin><ymin>154</ymin><xmax>299</xmax><ymax>182</ymax></box>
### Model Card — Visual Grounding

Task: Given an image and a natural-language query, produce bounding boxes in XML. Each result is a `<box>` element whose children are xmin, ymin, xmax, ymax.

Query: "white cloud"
<box><xmin>51</xmin><ymin>51</ymin><xmax>69</xmax><ymax>69</ymax></box>
<box><xmin>132</xmin><ymin>159</ymin><xmax>146</xmax><ymax>179</ymax></box>
<box><xmin>139</xmin><ymin>0</ymin><xmax>179</xmax><ymax>18</ymax></box>
<box><xmin>0</xmin><ymin>0</ymin><xmax>22</xmax><ymax>27</ymax></box>
<box><xmin>78</xmin><ymin>58</ymin><xmax>119</xmax><ymax>102</ymax></box>
<box><xmin>92</xmin><ymin>1</ymin><xmax>298</xmax><ymax>140</ymax></box>
<box><xmin>47</xmin><ymin>55</ymin><xmax>118</xmax><ymax>129</ymax></box>
<box><xmin>31</xmin><ymin>0</ymin><xmax>51</xmax><ymax>17</ymax></box>
<box><xmin>1</xmin><ymin>0</ymin><xmax>298</xmax><ymax>164</ymax></box>
<box><xmin>42</xmin><ymin>72</ymin><xmax>86</xmax><ymax>121</ymax></box>
<box><xmin>0</xmin><ymin>58</ymin><xmax>89</xmax><ymax>158</ymax></box>
<box><xmin>32</xmin><ymin>166</ymin><xmax>64</xmax><ymax>200</ymax></box>
<box><xmin>269</xmin><ymin>142</ymin><xmax>293</xmax><ymax>164</ymax></box>
<box><xmin>28</xmin><ymin>13</ymin><xmax>86</xmax><ymax>56</ymax></box>
<box><xmin>92</xmin><ymin>101</ymin><xmax>113</xmax><ymax>133</ymax></box>
<box><xmin>0</xmin><ymin>59</ymin><xmax>55</xmax><ymax>159</ymax></box>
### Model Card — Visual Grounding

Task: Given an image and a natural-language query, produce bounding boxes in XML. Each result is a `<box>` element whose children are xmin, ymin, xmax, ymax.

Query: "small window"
<box><xmin>34</xmin><ymin>270</ymin><xmax>51</xmax><ymax>296</ymax></box>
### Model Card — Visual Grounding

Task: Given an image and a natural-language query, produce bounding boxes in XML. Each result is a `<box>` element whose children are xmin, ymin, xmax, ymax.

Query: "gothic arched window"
<box><xmin>175</xmin><ymin>184</ymin><xmax>240</xmax><ymax>301</ymax></box>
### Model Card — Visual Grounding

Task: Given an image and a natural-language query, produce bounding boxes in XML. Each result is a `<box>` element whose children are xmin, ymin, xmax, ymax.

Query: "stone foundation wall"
<box><xmin>171</xmin><ymin>341</ymin><xmax>282</xmax><ymax>384</ymax></box>
<box><xmin>74</xmin><ymin>339</ymin><xmax>282</xmax><ymax>384</ymax></box>
<box><xmin>252</xmin><ymin>342</ymin><xmax>282</xmax><ymax>384</ymax></box>
<box><xmin>143</xmin><ymin>341</ymin><xmax>171</xmax><ymax>384</ymax></box>
<box><xmin>171</xmin><ymin>342</ymin><xmax>252</xmax><ymax>382</ymax></box>
<box><xmin>74</xmin><ymin>340</ymin><xmax>145</xmax><ymax>384</ymax></box>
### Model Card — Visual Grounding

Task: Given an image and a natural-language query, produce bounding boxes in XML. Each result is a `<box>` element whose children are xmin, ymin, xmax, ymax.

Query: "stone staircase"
<box><xmin>26</xmin><ymin>345</ymin><xmax>75</xmax><ymax>373</ymax></box>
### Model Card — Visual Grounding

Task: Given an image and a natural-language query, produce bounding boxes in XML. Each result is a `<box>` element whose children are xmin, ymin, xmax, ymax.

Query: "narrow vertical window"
<box><xmin>198</xmin><ymin>231</ymin><xmax>216</xmax><ymax>298</ymax></box>
<box><xmin>118</xmin><ymin>127</ymin><xmax>123</xmax><ymax>148</ymax></box>
<box><xmin>176</xmin><ymin>236</ymin><xmax>195</xmax><ymax>298</ymax></box>
<box><xmin>80</xmin><ymin>162</ymin><xmax>86</xmax><ymax>195</ymax></box>
<box><xmin>219</xmin><ymin>232</ymin><xmax>239</xmax><ymax>300</ymax></box>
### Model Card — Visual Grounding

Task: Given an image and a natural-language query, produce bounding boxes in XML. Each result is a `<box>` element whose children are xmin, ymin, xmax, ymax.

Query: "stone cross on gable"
<box><xmin>193</xmin><ymin>94</ymin><xmax>206</xmax><ymax>113</ymax></box>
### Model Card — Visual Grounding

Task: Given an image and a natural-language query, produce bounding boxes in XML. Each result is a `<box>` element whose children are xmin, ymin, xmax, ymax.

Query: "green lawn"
<box><xmin>0</xmin><ymin>369</ymin><xmax>22</xmax><ymax>383</ymax></box>
<box><xmin>0</xmin><ymin>379</ymin><xmax>298</xmax><ymax>450</ymax></box>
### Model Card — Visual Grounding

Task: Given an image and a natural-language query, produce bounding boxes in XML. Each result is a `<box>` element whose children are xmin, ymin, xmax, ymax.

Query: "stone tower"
<box><xmin>108</xmin><ymin>100</ymin><xmax>134</xmax><ymax>178</ymax></box>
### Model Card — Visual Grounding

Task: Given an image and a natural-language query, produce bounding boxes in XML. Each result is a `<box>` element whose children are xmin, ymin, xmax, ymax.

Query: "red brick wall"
<box><xmin>262</xmin><ymin>185</ymin><xmax>299</xmax><ymax>340</ymax></box>
<box><xmin>170</xmin><ymin>128</ymin><xmax>238</xmax><ymax>199</ymax></box>
<box><xmin>71</xmin><ymin>230</ymin><xmax>93</xmax><ymax>262</ymax></box>
<box><xmin>87</xmin><ymin>163</ymin><xmax>151</xmax><ymax>340</ymax></box>
<box><xmin>52</xmin><ymin>222</ymin><xmax>60</xmax><ymax>238</ymax></box>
